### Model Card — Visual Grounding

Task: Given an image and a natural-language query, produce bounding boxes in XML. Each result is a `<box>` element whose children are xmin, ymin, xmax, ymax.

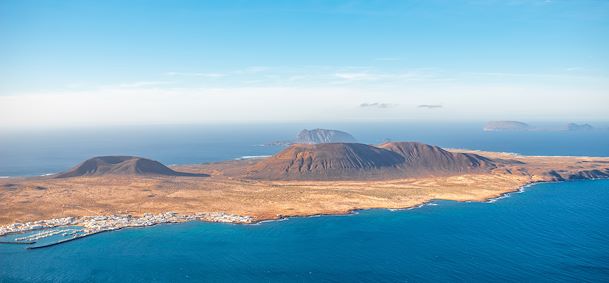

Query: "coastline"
<box><xmin>265</xmin><ymin>179</ymin><xmax>547</xmax><ymax>221</ymax></box>
<box><xmin>0</xmin><ymin>212</ymin><xmax>253</xmax><ymax>237</ymax></box>
<box><xmin>2</xmin><ymin>148</ymin><xmax>609</xmax><ymax>247</ymax></box>
<box><xmin>4</xmin><ymin>178</ymin><xmax>606</xmax><ymax>249</ymax></box>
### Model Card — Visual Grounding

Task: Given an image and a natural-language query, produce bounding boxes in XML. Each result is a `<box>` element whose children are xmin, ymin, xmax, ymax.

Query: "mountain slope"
<box><xmin>247</xmin><ymin>143</ymin><xmax>403</xmax><ymax>180</ymax></box>
<box><xmin>55</xmin><ymin>156</ymin><xmax>207</xmax><ymax>178</ymax></box>
<box><xmin>247</xmin><ymin>142</ymin><xmax>497</xmax><ymax>180</ymax></box>
<box><xmin>378</xmin><ymin>142</ymin><xmax>496</xmax><ymax>176</ymax></box>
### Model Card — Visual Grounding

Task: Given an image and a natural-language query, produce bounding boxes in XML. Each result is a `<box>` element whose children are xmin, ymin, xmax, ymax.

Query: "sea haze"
<box><xmin>1</xmin><ymin>122</ymin><xmax>608</xmax><ymax>176</ymax></box>
<box><xmin>1</xmin><ymin>180</ymin><xmax>608</xmax><ymax>282</ymax></box>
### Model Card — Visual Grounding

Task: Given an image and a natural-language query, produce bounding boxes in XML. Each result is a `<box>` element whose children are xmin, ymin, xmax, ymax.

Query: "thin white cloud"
<box><xmin>360</xmin><ymin>102</ymin><xmax>397</xmax><ymax>109</ymax></box>
<box><xmin>234</xmin><ymin>66</ymin><xmax>271</xmax><ymax>74</ymax></box>
<box><xmin>334</xmin><ymin>71</ymin><xmax>439</xmax><ymax>82</ymax></box>
<box><xmin>117</xmin><ymin>81</ymin><xmax>173</xmax><ymax>88</ymax></box>
<box><xmin>335</xmin><ymin>72</ymin><xmax>379</xmax><ymax>81</ymax></box>
<box><xmin>287</xmin><ymin>75</ymin><xmax>308</xmax><ymax>81</ymax></box>
<box><xmin>418</xmin><ymin>104</ymin><xmax>443</xmax><ymax>109</ymax></box>
<box><xmin>165</xmin><ymin>72</ymin><xmax>226</xmax><ymax>78</ymax></box>
<box><xmin>463</xmin><ymin>71</ymin><xmax>596</xmax><ymax>80</ymax></box>
<box><xmin>162</xmin><ymin>66</ymin><xmax>443</xmax><ymax>87</ymax></box>
<box><xmin>165</xmin><ymin>66</ymin><xmax>272</xmax><ymax>79</ymax></box>
<box><xmin>374</xmin><ymin>57</ymin><xmax>401</xmax><ymax>62</ymax></box>
<box><xmin>5</xmin><ymin>64</ymin><xmax>607</xmax><ymax>128</ymax></box>
<box><xmin>0</xmin><ymin>86</ymin><xmax>369</xmax><ymax>127</ymax></box>
<box><xmin>2</xmin><ymin>79</ymin><xmax>608</xmax><ymax>128</ymax></box>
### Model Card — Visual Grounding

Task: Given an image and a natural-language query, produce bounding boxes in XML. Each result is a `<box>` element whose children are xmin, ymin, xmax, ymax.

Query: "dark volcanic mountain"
<box><xmin>247</xmin><ymin>143</ymin><xmax>403</xmax><ymax>180</ymax></box>
<box><xmin>55</xmin><ymin>156</ymin><xmax>207</xmax><ymax>178</ymax></box>
<box><xmin>295</xmin><ymin>129</ymin><xmax>357</xmax><ymax>144</ymax></box>
<box><xmin>378</xmin><ymin>142</ymin><xmax>495</xmax><ymax>176</ymax></box>
<box><xmin>247</xmin><ymin>142</ymin><xmax>497</xmax><ymax>180</ymax></box>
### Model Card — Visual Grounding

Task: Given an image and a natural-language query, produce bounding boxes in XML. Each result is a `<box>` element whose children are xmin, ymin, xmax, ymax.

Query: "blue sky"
<box><xmin>1</xmin><ymin>0</ymin><xmax>608</xmax><ymax>126</ymax></box>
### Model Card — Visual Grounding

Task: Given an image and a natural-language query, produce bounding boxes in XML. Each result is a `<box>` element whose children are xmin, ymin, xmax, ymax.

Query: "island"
<box><xmin>2</xmin><ymin>141</ymin><xmax>609</xmax><ymax>246</ymax></box>
<box><xmin>565</xmin><ymin>123</ymin><xmax>594</xmax><ymax>131</ymax></box>
<box><xmin>295</xmin><ymin>128</ymin><xmax>357</xmax><ymax>144</ymax></box>
<box><xmin>483</xmin><ymin>121</ymin><xmax>531</xmax><ymax>131</ymax></box>
<box><xmin>264</xmin><ymin>128</ymin><xmax>357</xmax><ymax>146</ymax></box>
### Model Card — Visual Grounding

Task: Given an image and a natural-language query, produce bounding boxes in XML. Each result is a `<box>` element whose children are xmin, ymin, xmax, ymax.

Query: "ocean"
<box><xmin>1</xmin><ymin>122</ymin><xmax>609</xmax><ymax>282</ymax></box>
<box><xmin>1</xmin><ymin>180</ymin><xmax>608</xmax><ymax>282</ymax></box>
<box><xmin>1</xmin><ymin>122</ymin><xmax>608</xmax><ymax>177</ymax></box>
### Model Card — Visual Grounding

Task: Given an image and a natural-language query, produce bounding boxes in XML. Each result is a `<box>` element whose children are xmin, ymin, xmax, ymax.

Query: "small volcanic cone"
<box><xmin>55</xmin><ymin>156</ymin><xmax>208</xmax><ymax>178</ymax></box>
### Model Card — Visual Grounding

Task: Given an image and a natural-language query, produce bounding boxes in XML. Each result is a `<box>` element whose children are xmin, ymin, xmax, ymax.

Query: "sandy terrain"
<box><xmin>1</xmin><ymin>150</ymin><xmax>608</xmax><ymax>226</ymax></box>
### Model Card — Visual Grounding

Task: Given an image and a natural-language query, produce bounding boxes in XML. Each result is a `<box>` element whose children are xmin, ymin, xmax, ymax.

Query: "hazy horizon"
<box><xmin>1</xmin><ymin>0</ymin><xmax>608</xmax><ymax>127</ymax></box>
<box><xmin>1</xmin><ymin>120</ymin><xmax>609</xmax><ymax>132</ymax></box>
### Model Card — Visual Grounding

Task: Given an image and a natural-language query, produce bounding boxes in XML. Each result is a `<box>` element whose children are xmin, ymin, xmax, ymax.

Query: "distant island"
<box><xmin>483</xmin><ymin>121</ymin><xmax>531</xmax><ymax>131</ymax></box>
<box><xmin>2</xmin><ymin>140</ymin><xmax>609</xmax><ymax>245</ymax></box>
<box><xmin>484</xmin><ymin>121</ymin><xmax>598</xmax><ymax>132</ymax></box>
<box><xmin>295</xmin><ymin>128</ymin><xmax>357</xmax><ymax>144</ymax></box>
<box><xmin>565</xmin><ymin>123</ymin><xmax>594</xmax><ymax>131</ymax></box>
<box><xmin>264</xmin><ymin>128</ymin><xmax>357</xmax><ymax>146</ymax></box>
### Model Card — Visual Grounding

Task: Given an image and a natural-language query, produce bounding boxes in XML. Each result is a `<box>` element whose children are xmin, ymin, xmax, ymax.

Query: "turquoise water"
<box><xmin>2</xmin><ymin>180</ymin><xmax>609</xmax><ymax>282</ymax></box>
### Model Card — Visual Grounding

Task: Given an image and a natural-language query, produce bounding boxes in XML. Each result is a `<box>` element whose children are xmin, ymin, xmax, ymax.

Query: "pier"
<box><xmin>1</xmin><ymin>211</ymin><xmax>254</xmax><ymax>249</ymax></box>
<box><xmin>0</xmin><ymin>241</ymin><xmax>36</xmax><ymax>245</ymax></box>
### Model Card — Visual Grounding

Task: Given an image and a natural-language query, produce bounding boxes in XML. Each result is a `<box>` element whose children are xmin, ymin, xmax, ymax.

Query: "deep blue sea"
<box><xmin>1</xmin><ymin>180</ymin><xmax>609</xmax><ymax>282</ymax></box>
<box><xmin>1</xmin><ymin>122</ymin><xmax>609</xmax><ymax>282</ymax></box>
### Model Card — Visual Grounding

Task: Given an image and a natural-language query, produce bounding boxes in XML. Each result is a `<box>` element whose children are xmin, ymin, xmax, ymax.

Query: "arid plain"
<box><xmin>1</xmin><ymin>149</ymin><xmax>608</xmax><ymax>226</ymax></box>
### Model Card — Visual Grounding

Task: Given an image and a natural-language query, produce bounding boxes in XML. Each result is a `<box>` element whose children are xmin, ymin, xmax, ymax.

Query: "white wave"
<box><xmin>487</xmin><ymin>185</ymin><xmax>529</xmax><ymax>203</ymax></box>
<box><xmin>405</xmin><ymin>203</ymin><xmax>429</xmax><ymax>210</ymax></box>
<box><xmin>0</xmin><ymin>176</ymin><xmax>9</xmax><ymax>179</ymax></box>
<box><xmin>389</xmin><ymin>201</ymin><xmax>440</xmax><ymax>212</ymax></box>
<box><xmin>248</xmin><ymin>218</ymin><xmax>289</xmax><ymax>225</ymax></box>
<box><xmin>249</xmin><ymin>210</ymin><xmax>360</xmax><ymax>225</ymax></box>
<box><xmin>235</xmin><ymin>155</ymin><xmax>271</xmax><ymax>160</ymax></box>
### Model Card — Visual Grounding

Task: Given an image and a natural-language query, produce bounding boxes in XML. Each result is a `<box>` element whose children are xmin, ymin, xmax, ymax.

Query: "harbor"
<box><xmin>0</xmin><ymin>212</ymin><xmax>254</xmax><ymax>249</ymax></box>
